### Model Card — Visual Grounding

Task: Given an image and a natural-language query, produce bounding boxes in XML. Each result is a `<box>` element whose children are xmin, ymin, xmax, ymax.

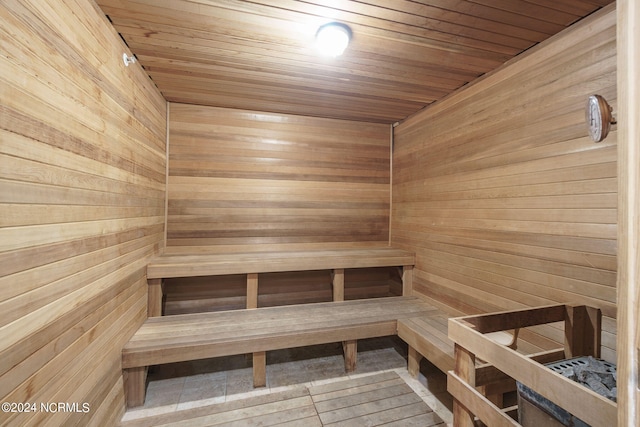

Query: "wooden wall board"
<box><xmin>391</xmin><ymin>5</ymin><xmax>618</xmax><ymax>361</ymax></box>
<box><xmin>0</xmin><ymin>0</ymin><xmax>166</xmax><ymax>425</ymax></box>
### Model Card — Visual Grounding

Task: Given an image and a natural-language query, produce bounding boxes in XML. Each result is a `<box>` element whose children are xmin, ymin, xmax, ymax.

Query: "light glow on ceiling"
<box><xmin>315</xmin><ymin>22</ymin><xmax>352</xmax><ymax>57</ymax></box>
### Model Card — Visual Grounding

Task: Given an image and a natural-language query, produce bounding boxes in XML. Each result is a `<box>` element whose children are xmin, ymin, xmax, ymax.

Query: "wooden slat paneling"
<box><xmin>0</xmin><ymin>0</ymin><xmax>166</xmax><ymax>424</ymax></box>
<box><xmin>96</xmin><ymin>0</ymin><xmax>614</xmax><ymax>123</ymax></box>
<box><xmin>391</xmin><ymin>5</ymin><xmax>617</xmax><ymax>361</ymax></box>
<box><xmin>166</xmin><ymin>103</ymin><xmax>390</xmax><ymax>253</ymax></box>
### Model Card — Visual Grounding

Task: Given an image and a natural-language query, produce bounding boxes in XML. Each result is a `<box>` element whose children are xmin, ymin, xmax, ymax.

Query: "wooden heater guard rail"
<box><xmin>447</xmin><ymin>304</ymin><xmax>617</xmax><ymax>427</ymax></box>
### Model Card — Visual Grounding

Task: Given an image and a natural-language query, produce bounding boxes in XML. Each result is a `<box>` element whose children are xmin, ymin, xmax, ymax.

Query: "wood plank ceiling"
<box><xmin>97</xmin><ymin>0</ymin><xmax>614</xmax><ymax>124</ymax></box>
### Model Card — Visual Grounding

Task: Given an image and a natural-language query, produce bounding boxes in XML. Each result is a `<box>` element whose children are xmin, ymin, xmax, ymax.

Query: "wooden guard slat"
<box><xmin>474</xmin><ymin>348</ymin><xmax>565</xmax><ymax>387</ymax></box>
<box><xmin>452</xmin><ymin>304</ymin><xmax>566</xmax><ymax>333</ymax></box>
<box><xmin>448</xmin><ymin>371</ymin><xmax>520</xmax><ymax>427</ymax></box>
<box><xmin>453</xmin><ymin>344</ymin><xmax>476</xmax><ymax>427</ymax></box>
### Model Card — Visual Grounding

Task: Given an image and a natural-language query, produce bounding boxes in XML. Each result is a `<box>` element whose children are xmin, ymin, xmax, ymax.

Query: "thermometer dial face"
<box><xmin>586</xmin><ymin>95</ymin><xmax>611</xmax><ymax>143</ymax></box>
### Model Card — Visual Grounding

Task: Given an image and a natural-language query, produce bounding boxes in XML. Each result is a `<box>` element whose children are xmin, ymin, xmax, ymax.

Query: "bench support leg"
<box><xmin>343</xmin><ymin>340</ymin><xmax>357</xmax><ymax>372</ymax></box>
<box><xmin>147</xmin><ymin>278</ymin><xmax>164</xmax><ymax>317</ymax></box>
<box><xmin>407</xmin><ymin>345</ymin><xmax>422</xmax><ymax>377</ymax></box>
<box><xmin>402</xmin><ymin>265</ymin><xmax>413</xmax><ymax>296</ymax></box>
<box><xmin>332</xmin><ymin>269</ymin><xmax>344</xmax><ymax>302</ymax></box>
<box><xmin>253</xmin><ymin>351</ymin><xmax>266</xmax><ymax>387</ymax></box>
<box><xmin>125</xmin><ymin>366</ymin><xmax>148</xmax><ymax>408</ymax></box>
<box><xmin>247</xmin><ymin>273</ymin><xmax>259</xmax><ymax>309</ymax></box>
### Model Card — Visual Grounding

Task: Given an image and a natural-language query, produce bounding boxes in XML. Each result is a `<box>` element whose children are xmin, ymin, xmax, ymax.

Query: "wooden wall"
<box><xmin>165</xmin><ymin>104</ymin><xmax>393</xmax><ymax>308</ymax></box>
<box><xmin>167</xmin><ymin>103</ymin><xmax>391</xmax><ymax>253</ymax></box>
<box><xmin>0</xmin><ymin>1</ymin><xmax>166</xmax><ymax>425</ymax></box>
<box><xmin>391</xmin><ymin>5</ymin><xmax>617</xmax><ymax>361</ymax></box>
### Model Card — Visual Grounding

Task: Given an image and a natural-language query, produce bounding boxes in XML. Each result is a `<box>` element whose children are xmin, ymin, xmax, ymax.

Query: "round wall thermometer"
<box><xmin>586</xmin><ymin>95</ymin><xmax>615</xmax><ymax>142</ymax></box>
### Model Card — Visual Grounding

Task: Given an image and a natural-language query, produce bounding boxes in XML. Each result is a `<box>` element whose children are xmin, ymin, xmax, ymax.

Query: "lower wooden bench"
<box><xmin>398</xmin><ymin>314</ymin><xmax>455</xmax><ymax>375</ymax></box>
<box><xmin>398</xmin><ymin>315</ymin><xmax>521</xmax><ymax>378</ymax></box>
<box><xmin>123</xmin><ymin>296</ymin><xmax>440</xmax><ymax>407</ymax></box>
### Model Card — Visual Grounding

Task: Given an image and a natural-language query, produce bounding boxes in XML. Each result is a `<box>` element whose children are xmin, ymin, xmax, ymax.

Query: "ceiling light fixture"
<box><xmin>315</xmin><ymin>22</ymin><xmax>352</xmax><ymax>57</ymax></box>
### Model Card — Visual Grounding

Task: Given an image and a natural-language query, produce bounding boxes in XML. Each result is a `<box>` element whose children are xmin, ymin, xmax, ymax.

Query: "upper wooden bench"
<box><xmin>146</xmin><ymin>248</ymin><xmax>416</xmax><ymax>316</ymax></box>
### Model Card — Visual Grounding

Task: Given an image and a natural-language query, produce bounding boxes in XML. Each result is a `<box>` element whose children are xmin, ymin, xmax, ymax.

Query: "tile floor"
<box><xmin>121</xmin><ymin>337</ymin><xmax>454</xmax><ymax>425</ymax></box>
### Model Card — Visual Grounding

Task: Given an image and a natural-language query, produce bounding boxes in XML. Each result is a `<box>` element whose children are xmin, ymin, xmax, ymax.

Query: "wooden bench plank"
<box><xmin>147</xmin><ymin>248</ymin><xmax>415</xmax><ymax>279</ymax></box>
<box><xmin>126</xmin><ymin>298</ymin><xmax>438</xmax><ymax>343</ymax></box>
<box><xmin>397</xmin><ymin>315</ymin><xmax>455</xmax><ymax>374</ymax></box>
<box><xmin>123</xmin><ymin>297</ymin><xmax>437</xmax><ymax>368</ymax></box>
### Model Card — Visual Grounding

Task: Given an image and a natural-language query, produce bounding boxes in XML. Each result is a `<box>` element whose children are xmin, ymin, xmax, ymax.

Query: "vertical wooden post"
<box><xmin>332</xmin><ymin>268</ymin><xmax>345</xmax><ymax>302</ymax></box>
<box><xmin>253</xmin><ymin>351</ymin><xmax>266</xmax><ymax>387</ymax></box>
<box><xmin>333</xmin><ymin>270</ymin><xmax>351</xmax><ymax>374</ymax></box>
<box><xmin>343</xmin><ymin>340</ymin><xmax>357</xmax><ymax>372</ymax></box>
<box><xmin>564</xmin><ymin>305</ymin><xmax>601</xmax><ymax>359</ymax></box>
<box><xmin>125</xmin><ymin>366</ymin><xmax>148</xmax><ymax>408</ymax></box>
<box><xmin>407</xmin><ymin>345</ymin><xmax>422</xmax><ymax>377</ymax></box>
<box><xmin>247</xmin><ymin>273</ymin><xmax>260</xmax><ymax>377</ymax></box>
<box><xmin>617</xmin><ymin>1</ymin><xmax>640</xmax><ymax>425</ymax></box>
<box><xmin>147</xmin><ymin>278</ymin><xmax>164</xmax><ymax>317</ymax></box>
<box><xmin>453</xmin><ymin>343</ymin><xmax>476</xmax><ymax>427</ymax></box>
<box><xmin>247</xmin><ymin>273</ymin><xmax>258</xmax><ymax>309</ymax></box>
<box><xmin>402</xmin><ymin>265</ymin><xmax>413</xmax><ymax>296</ymax></box>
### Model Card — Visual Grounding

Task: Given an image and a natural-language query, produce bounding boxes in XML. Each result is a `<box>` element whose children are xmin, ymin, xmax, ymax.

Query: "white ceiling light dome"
<box><xmin>315</xmin><ymin>22</ymin><xmax>352</xmax><ymax>57</ymax></box>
